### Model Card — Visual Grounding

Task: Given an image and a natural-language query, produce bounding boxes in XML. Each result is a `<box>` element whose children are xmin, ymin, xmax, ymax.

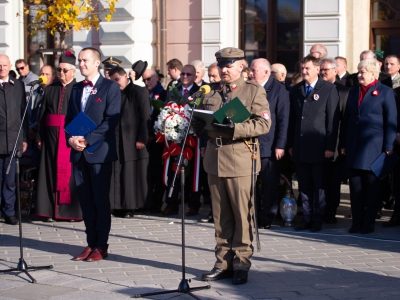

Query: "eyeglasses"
<box><xmin>143</xmin><ymin>75</ymin><xmax>155</xmax><ymax>82</ymax></box>
<box><xmin>320</xmin><ymin>68</ymin><xmax>334</xmax><ymax>72</ymax></box>
<box><xmin>181</xmin><ymin>72</ymin><xmax>192</xmax><ymax>77</ymax></box>
<box><xmin>16</xmin><ymin>66</ymin><xmax>25</xmax><ymax>71</ymax></box>
<box><xmin>56</xmin><ymin>67</ymin><xmax>73</xmax><ymax>73</ymax></box>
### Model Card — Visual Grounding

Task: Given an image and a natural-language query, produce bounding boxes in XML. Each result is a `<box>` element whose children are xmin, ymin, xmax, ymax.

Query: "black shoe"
<box><xmin>325</xmin><ymin>215</ymin><xmax>337</xmax><ymax>224</ymax></box>
<box><xmin>232</xmin><ymin>270</ymin><xmax>248</xmax><ymax>285</ymax></box>
<box><xmin>185</xmin><ymin>208</ymin><xmax>199</xmax><ymax>216</ymax></box>
<box><xmin>382</xmin><ymin>216</ymin><xmax>400</xmax><ymax>227</ymax></box>
<box><xmin>199</xmin><ymin>215</ymin><xmax>214</xmax><ymax>223</ymax></box>
<box><xmin>295</xmin><ymin>221</ymin><xmax>312</xmax><ymax>231</ymax></box>
<box><xmin>348</xmin><ymin>226</ymin><xmax>360</xmax><ymax>233</ymax></box>
<box><xmin>124</xmin><ymin>212</ymin><xmax>134</xmax><ymax>219</ymax></box>
<box><xmin>5</xmin><ymin>215</ymin><xmax>18</xmax><ymax>225</ymax></box>
<box><xmin>258</xmin><ymin>221</ymin><xmax>272</xmax><ymax>229</ymax></box>
<box><xmin>201</xmin><ymin>267</ymin><xmax>233</xmax><ymax>281</ymax></box>
<box><xmin>375</xmin><ymin>211</ymin><xmax>383</xmax><ymax>220</ymax></box>
<box><xmin>384</xmin><ymin>198</ymin><xmax>395</xmax><ymax>210</ymax></box>
<box><xmin>360</xmin><ymin>225</ymin><xmax>374</xmax><ymax>234</ymax></box>
<box><xmin>311</xmin><ymin>222</ymin><xmax>322</xmax><ymax>232</ymax></box>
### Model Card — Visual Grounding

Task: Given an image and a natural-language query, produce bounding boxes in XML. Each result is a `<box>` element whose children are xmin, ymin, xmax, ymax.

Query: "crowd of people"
<box><xmin>1</xmin><ymin>43</ymin><xmax>400</xmax><ymax>284</ymax></box>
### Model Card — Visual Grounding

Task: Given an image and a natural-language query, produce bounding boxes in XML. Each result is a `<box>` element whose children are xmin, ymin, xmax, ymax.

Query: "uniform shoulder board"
<box><xmin>245</xmin><ymin>80</ymin><xmax>263</xmax><ymax>88</ymax></box>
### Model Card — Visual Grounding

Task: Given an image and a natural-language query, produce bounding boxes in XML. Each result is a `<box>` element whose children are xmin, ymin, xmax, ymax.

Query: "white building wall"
<box><xmin>72</xmin><ymin>0</ymin><xmax>154</xmax><ymax>83</ymax></box>
<box><xmin>303</xmin><ymin>0</ymin><xmax>346</xmax><ymax>58</ymax></box>
<box><xmin>0</xmin><ymin>0</ymin><xmax>25</xmax><ymax>67</ymax></box>
<box><xmin>201</xmin><ymin>0</ymin><xmax>239</xmax><ymax>66</ymax></box>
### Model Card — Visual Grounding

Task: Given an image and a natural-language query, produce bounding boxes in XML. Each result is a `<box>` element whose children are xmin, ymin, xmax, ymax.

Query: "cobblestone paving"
<box><xmin>1</xmin><ymin>185</ymin><xmax>400</xmax><ymax>299</ymax></box>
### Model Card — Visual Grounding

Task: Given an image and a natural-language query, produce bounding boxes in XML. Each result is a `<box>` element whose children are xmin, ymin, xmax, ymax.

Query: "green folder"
<box><xmin>213</xmin><ymin>97</ymin><xmax>251</xmax><ymax>123</ymax></box>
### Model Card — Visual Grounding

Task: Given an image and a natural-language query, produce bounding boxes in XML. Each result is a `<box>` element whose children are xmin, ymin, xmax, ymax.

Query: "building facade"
<box><xmin>1</xmin><ymin>0</ymin><xmax>400</xmax><ymax>82</ymax></box>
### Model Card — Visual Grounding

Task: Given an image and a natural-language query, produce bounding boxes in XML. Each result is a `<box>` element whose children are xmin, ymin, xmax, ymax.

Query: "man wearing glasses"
<box><xmin>142</xmin><ymin>68</ymin><xmax>167</xmax><ymax>213</ymax></box>
<box><xmin>319</xmin><ymin>57</ymin><xmax>349</xmax><ymax>225</ymax></box>
<box><xmin>161</xmin><ymin>64</ymin><xmax>200</xmax><ymax>216</ymax></box>
<box><xmin>35</xmin><ymin>50</ymin><xmax>82</xmax><ymax>222</ymax></box>
<box><xmin>15</xmin><ymin>59</ymin><xmax>39</xmax><ymax>96</ymax></box>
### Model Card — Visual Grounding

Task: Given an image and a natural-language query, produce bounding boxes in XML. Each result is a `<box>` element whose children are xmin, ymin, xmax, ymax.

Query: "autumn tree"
<box><xmin>24</xmin><ymin>0</ymin><xmax>118</xmax><ymax>48</ymax></box>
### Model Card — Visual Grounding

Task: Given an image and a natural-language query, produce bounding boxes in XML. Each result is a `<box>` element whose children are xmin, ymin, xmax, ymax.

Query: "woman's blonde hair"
<box><xmin>358</xmin><ymin>59</ymin><xmax>380</xmax><ymax>80</ymax></box>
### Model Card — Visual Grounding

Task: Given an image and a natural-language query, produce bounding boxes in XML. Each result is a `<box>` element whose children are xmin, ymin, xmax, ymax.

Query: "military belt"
<box><xmin>211</xmin><ymin>137</ymin><xmax>243</xmax><ymax>147</ymax></box>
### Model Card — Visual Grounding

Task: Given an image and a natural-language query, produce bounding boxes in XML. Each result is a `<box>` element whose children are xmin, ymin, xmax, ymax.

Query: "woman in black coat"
<box><xmin>340</xmin><ymin>58</ymin><xmax>397</xmax><ymax>234</ymax></box>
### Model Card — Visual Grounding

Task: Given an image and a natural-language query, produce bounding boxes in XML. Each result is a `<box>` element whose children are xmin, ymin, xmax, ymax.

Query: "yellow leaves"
<box><xmin>27</xmin><ymin>0</ymin><xmax>119</xmax><ymax>37</ymax></box>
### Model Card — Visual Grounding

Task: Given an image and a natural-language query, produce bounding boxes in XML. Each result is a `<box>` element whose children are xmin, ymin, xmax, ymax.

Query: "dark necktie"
<box><xmin>83</xmin><ymin>80</ymin><xmax>93</xmax><ymax>87</ymax></box>
<box><xmin>305</xmin><ymin>85</ymin><xmax>312</xmax><ymax>96</ymax></box>
<box><xmin>183</xmin><ymin>88</ymin><xmax>188</xmax><ymax>95</ymax></box>
<box><xmin>1</xmin><ymin>82</ymin><xmax>6</xmax><ymax>88</ymax></box>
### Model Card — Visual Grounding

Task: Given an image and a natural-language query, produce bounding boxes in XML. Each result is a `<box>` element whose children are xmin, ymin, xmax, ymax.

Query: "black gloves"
<box><xmin>191</xmin><ymin>117</ymin><xmax>206</xmax><ymax>134</ymax></box>
<box><xmin>211</xmin><ymin>117</ymin><xmax>235</xmax><ymax>135</ymax></box>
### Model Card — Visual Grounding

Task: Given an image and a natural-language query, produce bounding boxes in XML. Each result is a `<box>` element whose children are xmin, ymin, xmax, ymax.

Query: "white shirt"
<box><xmin>260</xmin><ymin>78</ymin><xmax>269</xmax><ymax>88</ymax></box>
<box><xmin>0</xmin><ymin>76</ymin><xmax>9</xmax><ymax>85</ymax></box>
<box><xmin>392</xmin><ymin>73</ymin><xmax>398</xmax><ymax>80</ymax></box>
<box><xmin>305</xmin><ymin>78</ymin><xmax>318</xmax><ymax>91</ymax></box>
<box><xmin>182</xmin><ymin>84</ymin><xmax>193</xmax><ymax>95</ymax></box>
<box><xmin>81</xmin><ymin>73</ymin><xmax>100</xmax><ymax>112</ymax></box>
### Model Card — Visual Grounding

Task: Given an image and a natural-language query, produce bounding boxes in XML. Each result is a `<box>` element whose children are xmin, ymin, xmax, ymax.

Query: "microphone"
<box><xmin>190</xmin><ymin>84</ymin><xmax>211</xmax><ymax>98</ymax></box>
<box><xmin>26</xmin><ymin>75</ymin><xmax>47</xmax><ymax>86</ymax></box>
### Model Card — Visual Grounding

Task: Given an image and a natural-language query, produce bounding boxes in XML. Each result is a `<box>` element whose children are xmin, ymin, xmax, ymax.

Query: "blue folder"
<box><xmin>64</xmin><ymin>112</ymin><xmax>101</xmax><ymax>154</ymax></box>
<box><xmin>369</xmin><ymin>151</ymin><xmax>399</xmax><ymax>179</ymax></box>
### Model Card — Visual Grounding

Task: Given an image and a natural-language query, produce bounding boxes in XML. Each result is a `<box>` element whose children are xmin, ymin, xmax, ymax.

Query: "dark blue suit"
<box><xmin>340</xmin><ymin>81</ymin><xmax>397</xmax><ymax>231</ymax></box>
<box><xmin>256</xmin><ymin>78</ymin><xmax>290</xmax><ymax>226</ymax></box>
<box><xmin>65</xmin><ymin>75</ymin><xmax>120</xmax><ymax>249</ymax></box>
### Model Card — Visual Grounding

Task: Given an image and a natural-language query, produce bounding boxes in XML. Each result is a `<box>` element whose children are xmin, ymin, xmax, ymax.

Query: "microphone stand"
<box><xmin>135</xmin><ymin>98</ymin><xmax>210</xmax><ymax>299</ymax></box>
<box><xmin>0</xmin><ymin>86</ymin><xmax>53</xmax><ymax>283</ymax></box>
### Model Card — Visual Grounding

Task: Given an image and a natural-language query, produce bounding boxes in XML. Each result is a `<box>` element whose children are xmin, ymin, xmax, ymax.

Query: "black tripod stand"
<box><xmin>135</xmin><ymin>100</ymin><xmax>210</xmax><ymax>299</ymax></box>
<box><xmin>0</xmin><ymin>86</ymin><xmax>53</xmax><ymax>283</ymax></box>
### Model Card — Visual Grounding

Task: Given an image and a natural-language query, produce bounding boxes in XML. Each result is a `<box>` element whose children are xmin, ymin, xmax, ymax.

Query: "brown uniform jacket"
<box><xmin>199</xmin><ymin>77</ymin><xmax>271</xmax><ymax>177</ymax></box>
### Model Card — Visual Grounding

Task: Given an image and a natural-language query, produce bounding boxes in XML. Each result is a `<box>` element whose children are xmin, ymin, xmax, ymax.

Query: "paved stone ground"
<box><xmin>1</xmin><ymin>184</ymin><xmax>400</xmax><ymax>300</ymax></box>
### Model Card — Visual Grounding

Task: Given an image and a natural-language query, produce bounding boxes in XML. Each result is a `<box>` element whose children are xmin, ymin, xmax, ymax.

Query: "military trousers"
<box><xmin>208</xmin><ymin>174</ymin><xmax>254</xmax><ymax>271</ymax></box>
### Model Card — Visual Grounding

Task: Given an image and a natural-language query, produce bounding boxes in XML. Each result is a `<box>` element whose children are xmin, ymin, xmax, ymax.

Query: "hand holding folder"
<box><xmin>191</xmin><ymin>97</ymin><xmax>251</xmax><ymax>131</ymax></box>
<box><xmin>370</xmin><ymin>151</ymin><xmax>399</xmax><ymax>179</ymax></box>
<box><xmin>64</xmin><ymin>112</ymin><xmax>101</xmax><ymax>154</ymax></box>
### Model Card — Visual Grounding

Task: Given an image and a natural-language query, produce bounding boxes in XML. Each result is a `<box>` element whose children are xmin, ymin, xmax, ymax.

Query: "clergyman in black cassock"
<box><xmin>35</xmin><ymin>52</ymin><xmax>82</xmax><ymax>221</ymax></box>
<box><xmin>108</xmin><ymin>67</ymin><xmax>151</xmax><ymax>218</ymax></box>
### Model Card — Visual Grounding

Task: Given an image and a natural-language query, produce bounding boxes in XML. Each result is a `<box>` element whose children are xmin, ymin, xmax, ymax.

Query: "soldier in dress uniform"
<box><xmin>102</xmin><ymin>57</ymin><xmax>122</xmax><ymax>79</ymax></box>
<box><xmin>194</xmin><ymin>47</ymin><xmax>271</xmax><ymax>285</ymax></box>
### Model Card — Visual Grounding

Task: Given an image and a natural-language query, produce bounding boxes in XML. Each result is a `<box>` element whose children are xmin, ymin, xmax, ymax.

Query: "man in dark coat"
<box><xmin>142</xmin><ymin>68</ymin><xmax>167</xmax><ymax>213</ymax></box>
<box><xmin>335</xmin><ymin>56</ymin><xmax>349</xmax><ymax>86</ymax></box>
<box><xmin>66</xmin><ymin>47</ymin><xmax>120</xmax><ymax>262</ymax></box>
<box><xmin>0</xmin><ymin>54</ymin><xmax>28</xmax><ymax>225</ymax></box>
<box><xmin>35</xmin><ymin>52</ymin><xmax>82</xmax><ymax>221</ymax></box>
<box><xmin>383</xmin><ymin>86</ymin><xmax>400</xmax><ymax>227</ymax></box>
<box><xmin>108</xmin><ymin>66</ymin><xmax>151</xmax><ymax>218</ymax></box>
<box><xmin>161</xmin><ymin>64</ymin><xmax>200</xmax><ymax>216</ymax></box>
<box><xmin>166</xmin><ymin>58</ymin><xmax>182</xmax><ymax>89</ymax></box>
<box><xmin>288</xmin><ymin>55</ymin><xmax>340</xmax><ymax>232</ymax></box>
<box><xmin>320</xmin><ymin>57</ymin><xmax>349</xmax><ymax>224</ymax></box>
<box><xmin>250</xmin><ymin>58</ymin><xmax>290</xmax><ymax>229</ymax></box>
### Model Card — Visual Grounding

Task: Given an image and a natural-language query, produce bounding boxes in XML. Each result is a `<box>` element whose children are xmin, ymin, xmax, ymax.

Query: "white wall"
<box><xmin>72</xmin><ymin>0</ymin><xmax>154</xmax><ymax>83</ymax></box>
<box><xmin>0</xmin><ymin>0</ymin><xmax>25</xmax><ymax>67</ymax></box>
<box><xmin>303</xmin><ymin>0</ymin><xmax>346</xmax><ymax>58</ymax></box>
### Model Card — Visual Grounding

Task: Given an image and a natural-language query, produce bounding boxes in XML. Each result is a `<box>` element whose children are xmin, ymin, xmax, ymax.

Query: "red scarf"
<box><xmin>358</xmin><ymin>79</ymin><xmax>378</xmax><ymax>106</ymax></box>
